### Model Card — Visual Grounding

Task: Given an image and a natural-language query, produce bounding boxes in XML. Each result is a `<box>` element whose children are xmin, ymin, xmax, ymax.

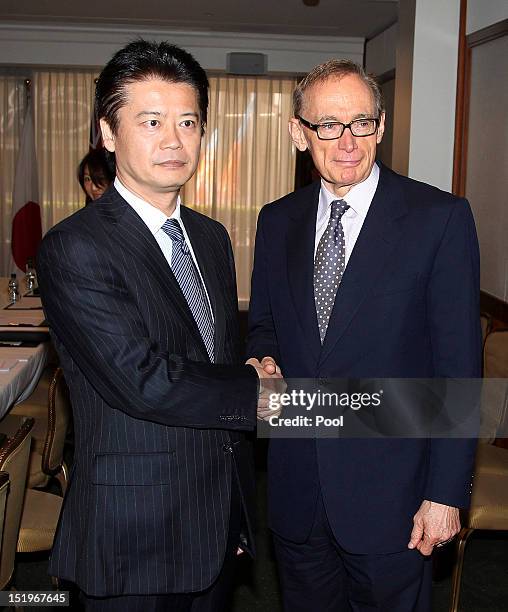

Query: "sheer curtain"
<box><xmin>33</xmin><ymin>70</ymin><xmax>97</xmax><ymax>231</ymax></box>
<box><xmin>1</xmin><ymin>71</ymin><xmax>296</xmax><ymax>297</ymax></box>
<box><xmin>0</xmin><ymin>77</ymin><xmax>27</xmax><ymax>275</ymax></box>
<box><xmin>183</xmin><ymin>75</ymin><xmax>297</xmax><ymax>304</ymax></box>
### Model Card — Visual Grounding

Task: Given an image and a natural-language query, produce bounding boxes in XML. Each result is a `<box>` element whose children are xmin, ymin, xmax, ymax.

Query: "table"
<box><xmin>0</xmin><ymin>277</ymin><xmax>46</xmax><ymax>327</ymax></box>
<box><xmin>0</xmin><ymin>344</ymin><xmax>49</xmax><ymax>419</ymax></box>
<box><xmin>0</xmin><ymin>277</ymin><xmax>50</xmax><ymax>418</ymax></box>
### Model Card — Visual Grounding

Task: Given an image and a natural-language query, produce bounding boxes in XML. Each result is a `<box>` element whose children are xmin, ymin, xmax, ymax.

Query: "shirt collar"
<box><xmin>114</xmin><ymin>177</ymin><xmax>181</xmax><ymax>236</ymax></box>
<box><xmin>318</xmin><ymin>162</ymin><xmax>380</xmax><ymax>220</ymax></box>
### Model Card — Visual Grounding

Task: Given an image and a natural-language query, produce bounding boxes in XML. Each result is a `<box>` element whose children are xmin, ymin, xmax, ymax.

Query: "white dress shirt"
<box><xmin>114</xmin><ymin>178</ymin><xmax>214</xmax><ymax>320</ymax></box>
<box><xmin>314</xmin><ymin>163</ymin><xmax>380</xmax><ymax>266</ymax></box>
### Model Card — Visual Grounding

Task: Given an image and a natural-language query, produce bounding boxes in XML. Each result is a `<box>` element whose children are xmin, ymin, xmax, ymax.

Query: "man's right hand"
<box><xmin>246</xmin><ymin>357</ymin><xmax>285</xmax><ymax>420</ymax></box>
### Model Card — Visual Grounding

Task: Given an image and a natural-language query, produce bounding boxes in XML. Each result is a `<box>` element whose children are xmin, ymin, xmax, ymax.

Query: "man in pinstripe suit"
<box><xmin>37</xmin><ymin>40</ymin><xmax>277</xmax><ymax>612</ymax></box>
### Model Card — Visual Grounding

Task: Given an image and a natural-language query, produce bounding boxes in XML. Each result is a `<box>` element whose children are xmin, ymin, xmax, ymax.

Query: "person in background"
<box><xmin>77</xmin><ymin>148</ymin><xmax>114</xmax><ymax>203</ymax></box>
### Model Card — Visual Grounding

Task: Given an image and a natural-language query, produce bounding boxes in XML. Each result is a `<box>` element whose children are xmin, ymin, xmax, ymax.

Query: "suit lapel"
<box><xmin>286</xmin><ymin>181</ymin><xmax>322</xmax><ymax>363</ymax></box>
<box><xmin>319</xmin><ymin>165</ymin><xmax>408</xmax><ymax>366</ymax></box>
<box><xmin>97</xmin><ymin>189</ymin><xmax>209</xmax><ymax>359</ymax></box>
<box><xmin>181</xmin><ymin>206</ymin><xmax>227</xmax><ymax>363</ymax></box>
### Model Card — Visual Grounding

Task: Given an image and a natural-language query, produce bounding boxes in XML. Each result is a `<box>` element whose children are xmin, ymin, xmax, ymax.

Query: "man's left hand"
<box><xmin>408</xmin><ymin>499</ymin><xmax>460</xmax><ymax>556</ymax></box>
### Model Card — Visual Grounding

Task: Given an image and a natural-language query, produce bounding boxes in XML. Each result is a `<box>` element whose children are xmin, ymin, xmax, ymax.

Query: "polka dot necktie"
<box><xmin>314</xmin><ymin>199</ymin><xmax>350</xmax><ymax>343</ymax></box>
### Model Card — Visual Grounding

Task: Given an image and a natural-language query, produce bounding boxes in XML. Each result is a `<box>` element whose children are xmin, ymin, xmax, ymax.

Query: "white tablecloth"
<box><xmin>0</xmin><ymin>344</ymin><xmax>49</xmax><ymax>418</ymax></box>
<box><xmin>0</xmin><ymin>277</ymin><xmax>49</xmax><ymax>418</ymax></box>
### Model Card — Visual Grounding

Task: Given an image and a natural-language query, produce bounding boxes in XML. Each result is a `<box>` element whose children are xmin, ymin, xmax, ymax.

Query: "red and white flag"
<box><xmin>11</xmin><ymin>102</ymin><xmax>42</xmax><ymax>275</ymax></box>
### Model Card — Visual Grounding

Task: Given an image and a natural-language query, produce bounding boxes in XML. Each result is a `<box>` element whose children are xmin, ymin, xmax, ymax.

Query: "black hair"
<box><xmin>77</xmin><ymin>148</ymin><xmax>115</xmax><ymax>202</ymax></box>
<box><xmin>95</xmin><ymin>39</ymin><xmax>209</xmax><ymax>134</ymax></box>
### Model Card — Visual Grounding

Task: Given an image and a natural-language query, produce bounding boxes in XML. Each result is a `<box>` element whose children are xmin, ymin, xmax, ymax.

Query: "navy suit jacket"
<box><xmin>247</xmin><ymin>163</ymin><xmax>481</xmax><ymax>553</ymax></box>
<box><xmin>37</xmin><ymin>187</ymin><xmax>259</xmax><ymax>596</ymax></box>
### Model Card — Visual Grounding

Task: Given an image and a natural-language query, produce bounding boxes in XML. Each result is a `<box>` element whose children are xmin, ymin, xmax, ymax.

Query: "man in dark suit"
<box><xmin>37</xmin><ymin>40</ymin><xmax>278</xmax><ymax>612</ymax></box>
<box><xmin>248</xmin><ymin>60</ymin><xmax>481</xmax><ymax>611</ymax></box>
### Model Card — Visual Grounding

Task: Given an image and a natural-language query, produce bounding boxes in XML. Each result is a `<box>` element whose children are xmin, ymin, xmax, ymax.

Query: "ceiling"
<box><xmin>1</xmin><ymin>0</ymin><xmax>398</xmax><ymax>39</ymax></box>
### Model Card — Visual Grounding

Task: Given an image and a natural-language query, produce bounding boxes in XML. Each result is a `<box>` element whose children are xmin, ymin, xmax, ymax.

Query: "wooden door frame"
<box><xmin>452</xmin><ymin>2</ymin><xmax>508</xmax><ymax>196</ymax></box>
<box><xmin>453</xmin><ymin>7</ymin><xmax>508</xmax><ymax>322</ymax></box>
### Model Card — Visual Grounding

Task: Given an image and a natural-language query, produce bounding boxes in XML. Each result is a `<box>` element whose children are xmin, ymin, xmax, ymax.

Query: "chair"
<box><xmin>2</xmin><ymin>370</ymin><xmax>70</xmax><ymax>556</ymax></box>
<box><xmin>449</xmin><ymin>329</ymin><xmax>508</xmax><ymax>611</ymax></box>
<box><xmin>0</xmin><ymin>472</ymin><xmax>9</xmax><ymax>554</ymax></box>
<box><xmin>17</xmin><ymin>438</ymin><xmax>66</xmax><ymax>555</ymax></box>
<box><xmin>10</xmin><ymin>365</ymin><xmax>58</xmax><ymax>457</ymax></box>
<box><xmin>480</xmin><ymin>312</ymin><xmax>492</xmax><ymax>345</ymax></box>
<box><xmin>5</xmin><ymin>366</ymin><xmax>71</xmax><ymax>493</ymax></box>
<box><xmin>0</xmin><ymin>415</ymin><xmax>63</xmax><ymax>566</ymax></box>
<box><xmin>0</xmin><ymin>419</ymin><xmax>33</xmax><ymax>589</ymax></box>
<box><xmin>17</xmin><ymin>487</ymin><xmax>63</xmax><ymax>555</ymax></box>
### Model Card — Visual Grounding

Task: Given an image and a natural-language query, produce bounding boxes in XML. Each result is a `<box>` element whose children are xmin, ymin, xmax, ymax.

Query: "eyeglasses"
<box><xmin>296</xmin><ymin>115</ymin><xmax>380</xmax><ymax>140</ymax></box>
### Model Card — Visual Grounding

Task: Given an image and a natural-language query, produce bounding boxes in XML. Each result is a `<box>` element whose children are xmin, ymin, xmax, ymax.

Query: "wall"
<box><xmin>365</xmin><ymin>26</ymin><xmax>396</xmax><ymax>170</ymax></box>
<box><xmin>376</xmin><ymin>77</ymin><xmax>395</xmax><ymax>168</ymax></box>
<box><xmin>371</xmin><ymin>0</ymin><xmax>507</xmax><ymax>192</ymax></box>
<box><xmin>406</xmin><ymin>0</ymin><xmax>461</xmax><ymax>191</ymax></box>
<box><xmin>365</xmin><ymin>22</ymin><xmax>397</xmax><ymax>77</ymax></box>
<box><xmin>467</xmin><ymin>0</ymin><xmax>508</xmax><ymax>35</ymax></box>
<box><xmin>463</xmin><ymin>2</ymin><xmax>508</xmax><ymax>304</ymax></box>
<box><xmin>0</xmin><ymin>23</ymin><xmax>363</xmax><ymax>74</ymax></box>
<box><xmin>465</xmin><ymin>33</ymin><xmax>508</xmax><ymax>302</ymax></box>
<box><xmin>350</xmin><ymin>4</ymin><xmax>462</xmax><ymax>191</ymax></box>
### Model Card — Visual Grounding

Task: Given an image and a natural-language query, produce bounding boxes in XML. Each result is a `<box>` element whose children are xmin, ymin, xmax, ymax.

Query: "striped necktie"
<box><xmin>162</xmin><ymin>219</ymin><xmax>215</xmax><ymax>362</ymax></box>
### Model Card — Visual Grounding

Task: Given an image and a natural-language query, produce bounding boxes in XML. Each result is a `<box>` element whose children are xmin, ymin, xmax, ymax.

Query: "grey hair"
<box><xmin>293</xmin><ymin>59</ymin><xmax>384</xmax><ymax>118</ymax></box>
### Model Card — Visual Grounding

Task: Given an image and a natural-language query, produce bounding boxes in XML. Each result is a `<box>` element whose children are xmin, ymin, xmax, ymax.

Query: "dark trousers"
<box><xmin>79</xmin><ymin>477</ymin><xmax>243</xmax><ymax>612</ymax></box>
<box><xmin>273</xmin><ymin>493</ymin><xmax>432</xmax><ymax>612</ymax></box>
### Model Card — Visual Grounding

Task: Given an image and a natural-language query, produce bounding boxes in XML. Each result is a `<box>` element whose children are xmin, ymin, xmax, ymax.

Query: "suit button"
<box><xmin>222</xmin><ymin>443</ymin><xmax>233</xmax><ymax>453</ymax></box>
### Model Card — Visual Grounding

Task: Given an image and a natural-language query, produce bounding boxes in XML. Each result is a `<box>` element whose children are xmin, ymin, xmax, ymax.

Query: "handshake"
<box><xmin>246</xmin><ymin>356</ymin><xmax>286</xmax><ymax>421</ymax></box>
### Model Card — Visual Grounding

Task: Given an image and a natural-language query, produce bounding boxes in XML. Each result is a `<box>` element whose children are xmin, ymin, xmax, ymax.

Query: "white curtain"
<box><xmin>183</xmin><ymin>74</ymin><xmax>297</xmax><ymax>304</ymax></box>
<box><xmin>1</xmin><ymin>71</ymin><xmax>296</xmax><ymax>300</ymax></box>
<box><xmin>0</xmin><ymin>76</ymin><xmax>27</xmax><ymax>276</ymax></box>
<box><xmin>33</xmin><ymin>70</ymin><xmax>97</xmax><ymax>231</ymax></box>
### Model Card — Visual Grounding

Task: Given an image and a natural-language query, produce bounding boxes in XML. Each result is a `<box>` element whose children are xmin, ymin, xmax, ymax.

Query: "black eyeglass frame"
<box><xmin>296</xmin><ymin>115</ymin><xmax>380</xmax><ymax>140</ymax></box>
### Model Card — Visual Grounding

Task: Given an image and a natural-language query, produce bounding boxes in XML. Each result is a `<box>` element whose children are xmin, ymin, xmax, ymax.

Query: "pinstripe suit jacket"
<box><xmin>37</xmin><ymin>186</ymin><xmax>258</xmax><ymax>597</ymax></box>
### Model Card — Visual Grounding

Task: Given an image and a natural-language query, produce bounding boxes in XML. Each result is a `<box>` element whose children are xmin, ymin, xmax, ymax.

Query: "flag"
<box><xmin>11</xmin><ymin>101</ymin><xmax>42</xmax><ymax>275</ymax></box>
